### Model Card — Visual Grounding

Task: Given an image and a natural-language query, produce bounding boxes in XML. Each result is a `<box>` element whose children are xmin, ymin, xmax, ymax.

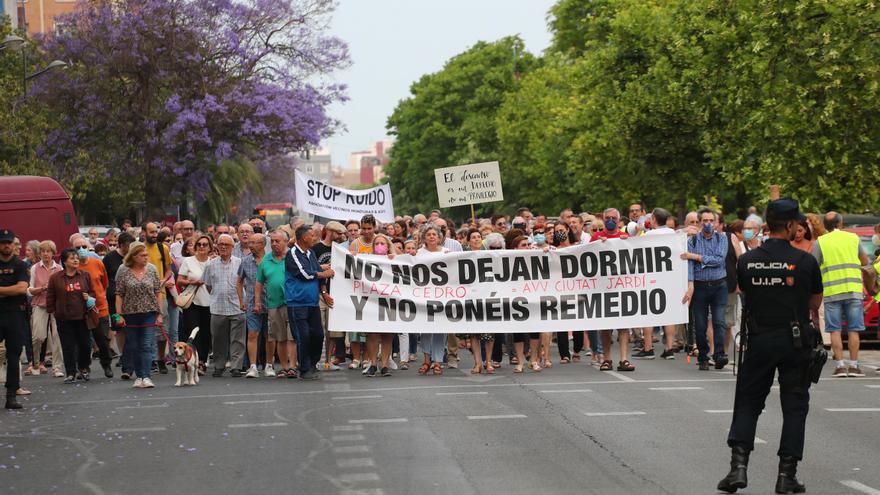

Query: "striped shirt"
<box><xmin>687</xmin><ymin>232</ymin><xmax>728</xmax><ymax>282</ymax></box>
<box><xmin>202</xmin><ymin>256</ymin><xmax>243</xmax><ymax>316</ymax></box>
<box><xmin>237</xmin><ymin>253</ymin><xmax>267</xmax><ymax>313</ymax></box>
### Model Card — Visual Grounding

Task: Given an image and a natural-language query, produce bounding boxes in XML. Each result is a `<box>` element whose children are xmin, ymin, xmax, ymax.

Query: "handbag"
<box><xmin>85</xmin><ymin>307</ymin><xmax>100</xmax><ymax>330</ymax></box>
<box><xmin>175</xmin><ymin>284</ymin><xmax>200</xmax><ymax>310</ymax></box>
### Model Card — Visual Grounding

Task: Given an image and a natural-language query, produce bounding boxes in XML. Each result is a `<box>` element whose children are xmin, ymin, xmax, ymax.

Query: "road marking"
<box><xmin>436</xmin><ymin>391</ymin><xmax>488</xmax><ymax>396</ymax></box>
<box><xmin>467</xmin><ymin>414</ymin><xmax>527</xmax><ymax>420</ymax></box>
<box><xmin>227</xmin><ymin>422</ymin><xmax>288</xmax><ymax>428</ymax></box>
<box><xmin>106</xmin><ymin>427</ymin><xmax>167</xmax><ymax>433</ymax></box>
<box><xmin>605</xmin><ymin>371</ymin><xmax>636</xmax><ymax>382</ymax></box>
<box><xmin>336</xmin><ymin>457</ymin><xmax>375</xmax><ymax>468</ymax></box>
<box><xmin>333</xmin><ymin>445</ymin><xmax>371</xmax><ymax>454</ymax></box>
<box><xmin>841</xmin><ymin>480</ymin><xmax>880</xmax><ymax>495</ymax></box>
<box><xmin>349</xmin><ymin>418</ymin><xmax>408</xmax><ymax>424</ymax></box>
<box><xmin>332</xmin><ymin>395</ymin><xmax>383</xmax><ymax>400</ymax></box>
<box><xmin>339</xmin><ymin>489</ymin><xmax>384</xmax><ymax>495</ymax></box>
<box><xmin>222</xmin><ymin>399</ymin><xmax>277</xmax><ymax>405</ymax></box>
<box><xmin>584</xmin><ymin>411</ymin><xmax>646</xmax><ymax>417</ymax></box>
<box><xmin>825</xmin><ymin>408</ymin><xmax>880</xmax><ymax>412</ymax></box>
<box><xmin>705</xmin><ymin>410</ymin><xmax>733</xmax><ymax>414</ymax></box>
<box><xmin>114</xmin><ymin>404</ymin><xmax>169</xmax><ymax>409</ymax></box>
<box><xmin>649</xmin><ymin>387</ymin><xmax>704</xmax><ymax>391</ymax></box>
<box><xmin>865</xmin><ymin>385</ymin><xmax>880</xmax><ymax>389</ymax></box>
<box><xmin>332</xmin><ymin>434</ymin><xmax>366</xmax><ymax>442</ymax></box>
<box><xmin>537</xmin><ymin>389</ymin><xmax>593</xmax><ymax>393</ymax></box>
<box><xmin>718</xmin><ymin>429</ymin><xmax>766</xmax><ymax>444</ymax></box>
<box><xmin>332</xmin><ymin>425</ymin><xmax>364</xmax><ymax>432</ymax></box>
<box><xmin>338</xmin><ymin>472</ymin><xmax>381</xmax><ymax>482</ymax></box>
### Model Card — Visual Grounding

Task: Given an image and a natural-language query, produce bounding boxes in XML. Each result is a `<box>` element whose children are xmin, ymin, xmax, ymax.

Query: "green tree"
<box><xmin>384</xmin><ymin>37</ymin><xmax>538</xmax><ymax>214</ymax></box>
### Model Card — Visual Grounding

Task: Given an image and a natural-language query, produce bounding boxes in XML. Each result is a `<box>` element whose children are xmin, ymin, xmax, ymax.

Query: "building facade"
<box><xmin>16</xmin><ymin>0</ymin><xmax>77</xmax><ymax>36</ymax></box>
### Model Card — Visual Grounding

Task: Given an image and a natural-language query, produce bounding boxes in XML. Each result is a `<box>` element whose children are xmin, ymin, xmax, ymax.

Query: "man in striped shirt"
<box><xmin>682</xmin><ymin>207</ymin><xmax>730</xmax><ymax>371</ymax></box>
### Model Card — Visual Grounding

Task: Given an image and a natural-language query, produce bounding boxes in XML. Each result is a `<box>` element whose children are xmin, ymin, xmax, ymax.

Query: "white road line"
<box><xmin>331</xmin><ymin>434</ymin><xmax>366</xmax><ymax>442</ymax></box>
<box><xmin>106</xmin><ymin>427</ymin><xmax>167</xmax><ymax>433</ymax></box>
<box><xmin>436</xmin><ymin>391</ymin><xmax>488</xmax><ymax>396</ymax></box>
<box><xmin>841</xmin><ymin>480</ymin><xmax>880</xmax><ymax>495</ymax></box>
<box><xmin>114</xmin><ymin>404</ymin><xmax>169</xmax><ymax>409</ymax></box>
<box><xmin>332</xmin><ymin>395</ymin><xmax>383</xmax><ymax>400</ymax></box>
<box><xmin>467</xmin><ymin>414</ymin><xmax>527</xmax><ymax>420</ymax></box>
<box><xmin>339</xmin><ymin>489</ymin><xmax>384</xmax><ymax>495</ymax></box>
<box><xmin>605</xmin><ymin>371</ymin><xmax>636</xmax><ymax>382</ymax></box>
<box><xmin>864</xmin><ymin>385</ymin><xmax>880</xmax><ymax>389</ymax></box>
<box><xmin>649</xmin><ymin>387</ymin><xmax>704</xmax><ymax>391</ymax></box>
<box><xmin>705</xmin><ymin>410</ymin><xmax>733</xmax><ymax>414</ymax></box>
<box><xmin>337</xmin><ymin>473</ymin><xmax>380</xmax><ymax>483</ymax></box>
<box><xmin>537</xmin><ymin>389</ymin><xmax>594</xmax><ymax>393</ymax></box>
<box><xmin>349</xmin><ymin>418</ymin><xmax>408</xmax><ymax>424</ymax></box>
<box><xmin>332</xmin><ymin>425</ymin><xmax>364</xmax><ymax>432</ymax></box>
<box><xmin>227</xmin><ymin>422</ymin><xmax>288</xmax><ymax>428</ymax></box>
<box><xmin>222</xmin><ymin>399</ymin><xmax>277</xmax><ymax>405</ymax></box>
<box><xmin>825</xmin><ymin>408</ymin><xmax>880</xmax><ymax>413</ymax></box>
<box><xmin>333</xmin><ymin>445</ymin><xmax>371</xmax><ymax>454</ymax></box>
<box><xmin>584</xmin><ymin>411</ymin><xmax>646</xmax><ymax>417</ymax></box>
<box><xmin>336</xmin><ymin>457</ymin><xmax>375</xmax><ymax>468</ymax></box>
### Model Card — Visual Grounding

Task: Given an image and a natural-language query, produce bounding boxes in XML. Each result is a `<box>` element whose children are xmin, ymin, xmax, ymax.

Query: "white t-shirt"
<box><xmin>178</xmin><ymin>256</ymin><xmax>211</xmax><ymax>307</ymax></box>
<box><xmin>417</xmin><ymin>247</ymin><xmax>449</xmax><ymax>256</ymax></box>
<box><xmin>645</xmin><ymin>226</ymin><xmax>675</xmax><ymax>236</ymax></box>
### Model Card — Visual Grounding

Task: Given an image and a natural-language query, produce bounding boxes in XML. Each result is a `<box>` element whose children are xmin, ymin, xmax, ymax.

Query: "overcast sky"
<box><xmin>323</xmin><ymin>0</ymin><xmax>556</xmax><ymax>168</ymax></box>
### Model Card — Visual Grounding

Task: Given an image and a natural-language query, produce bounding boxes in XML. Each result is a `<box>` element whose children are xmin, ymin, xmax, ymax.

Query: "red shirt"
<box><xmin>589</xmin><ymin>230</ymin><xmax>629</xmax><ymax>242</ymax></box>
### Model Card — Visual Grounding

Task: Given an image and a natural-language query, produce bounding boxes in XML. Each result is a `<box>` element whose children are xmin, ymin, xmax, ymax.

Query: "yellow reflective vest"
<box><xmin>817</xmin><ymin>230</ymin><xmax>863</xmax><ymax>298</ymax></box>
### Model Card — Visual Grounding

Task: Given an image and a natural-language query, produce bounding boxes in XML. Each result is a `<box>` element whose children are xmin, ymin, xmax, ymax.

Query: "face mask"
<box><xmin>604</xmin><ymin>219</ymin><xmax>617</xmax><ymax>231</ymax></box>
<box><xmin>702</xmin><ymin>223</ymin><xmax>714</xmax><ymax>235</ymax></box>
<box><xmin>374</xmin><ymin>244</ymin><xmax>388</xmax><ymax>255</ymax></box>
<box><xmin>533</xmin><ymin>233</ymin><xmax>546</xmax><ymax>245</ymax></box>
<box><xmin>553</xmin><ymin>231</ymin><xmax>568</xmax><ymax>243</ymax></box>
<box><xmin>76</xmin><ymin>247</ymin><xmax>88</xmax><ymax>259</ymax></box>
<box><xmin>743</xmin><ymin>230</ymin><xmax>755</xmax><ymax>241</ymax></box>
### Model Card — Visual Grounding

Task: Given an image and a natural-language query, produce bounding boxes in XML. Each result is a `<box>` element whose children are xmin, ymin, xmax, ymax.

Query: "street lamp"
<box><xmin>0</xmin><ymin>35</ymin><xmax>25</xmax><ymax>52</ymax></box>
<box><xmin>26</xmin><ymin>59</ymin><xmax>68</xmax><ymax>80</ymax></box>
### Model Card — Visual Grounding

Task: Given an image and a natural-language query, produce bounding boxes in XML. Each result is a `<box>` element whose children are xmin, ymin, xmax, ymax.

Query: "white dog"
<box><xmin>173</xmin><ymin>327</ymin><xmax>200</xmax><ymax>387</ymax></box>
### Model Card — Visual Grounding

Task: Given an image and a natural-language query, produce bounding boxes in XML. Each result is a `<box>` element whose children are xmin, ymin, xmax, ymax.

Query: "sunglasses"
<box><xmin>533</xmin><ymin>230</ymin><xmax>544</xmax><ymax>234</ymax></box>
<box><xmin>108</xmin><ymin>243</ymin><xmax>117</xmax><ymax>248</ymax></box>
<box><xmin>496</xmin><ymin>222</ymin><xmax>507</xmax><ymax>227</ymax></box>
<box><xmin>196</xmin><ymin>242</ymin><xmax>210</xmax><ymax>247</ymax></box>
<box><xmin>489</xmin><ymin>246</ymin><xmax>503</xmax><ymax>250</ymax></box>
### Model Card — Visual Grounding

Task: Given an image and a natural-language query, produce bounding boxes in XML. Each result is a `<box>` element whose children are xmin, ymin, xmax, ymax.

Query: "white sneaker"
<box><xmin>264</xmin><ymin>364</ymin><xmax>276</xmax><ymax>377</ymax></box>
<box><xmin>362</xmin><ymin>363</ymin><xmax>371</xmax><ymax>375</ymax></box>
<box><xmin>132</xmin><ymin>378</ymin><xmax>144</xmax><ymax>388</ymax></box>
<box><xmin>141</xmin><ymin>378</ymin><xmax>155</xmax><ymax>388</ymax></box>
<box><xmin>322</xmin><ymin>362</ymin><xmax>341</xmax><ymax>371</ymax></box>
<box><xmin>389</xmin><ymin>359</ymin><xmax>398</xmax><ymax>370</ymax></box>
<box><xmin>245</xmin><ymin>365</ymin><xmax>259</xmax><ymax>378</ymax></box>
<box><xmin>54</xmin><ymin>370</ymin><xmax>65</xmax><ymax>378</ymax></box>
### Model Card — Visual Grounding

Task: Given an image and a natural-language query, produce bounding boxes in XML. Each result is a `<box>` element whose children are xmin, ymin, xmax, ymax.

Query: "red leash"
<box><xmin>119</xmin><ymin>320</ymin><xmax>194</xmax><ymax>372</ymax></box>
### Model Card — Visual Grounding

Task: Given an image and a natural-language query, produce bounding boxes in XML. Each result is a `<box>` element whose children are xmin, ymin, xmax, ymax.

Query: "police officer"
<box><xmin>0</xmin><ymin>229</ymin><xmax>28</xmax><ymax>410</ymax></box>
<box><xmin>717</xmin><ymin>199</ymin><xmax>822</xmax><ymax>494</ymax></box>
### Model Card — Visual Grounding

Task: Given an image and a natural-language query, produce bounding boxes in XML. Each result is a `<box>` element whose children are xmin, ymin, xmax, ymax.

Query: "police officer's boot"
<box><xmin>4</xmin><ymin>390</ymin><xmax>22</xmax><ymax>410</ymax></box>
<box><xmin>717</xmin><ymin>445</ymin><xmax>750</xmax><ymax>493</ymax></box>
<box><xmin>775</xmin><ymin>456</ymin><xmax>806</xmax><ymax>494</ymax></box>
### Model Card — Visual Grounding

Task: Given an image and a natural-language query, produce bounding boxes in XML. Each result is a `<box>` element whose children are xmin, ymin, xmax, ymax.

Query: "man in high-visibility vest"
<box><xmin>812</xmin><ymin>212</ymin><xmax>869</xmax><ymax>377</ymax></box>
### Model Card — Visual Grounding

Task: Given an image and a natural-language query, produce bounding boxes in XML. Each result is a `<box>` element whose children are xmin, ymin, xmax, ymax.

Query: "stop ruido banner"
<box><xmin>328</xmin><ymin>232</ymin><xmax>690</xmax><ymax>333</ymax></box>
<box><xmin>294</xmin><ymin>169</ymin><xmax>395</xmax><ymax>223</ymax></box>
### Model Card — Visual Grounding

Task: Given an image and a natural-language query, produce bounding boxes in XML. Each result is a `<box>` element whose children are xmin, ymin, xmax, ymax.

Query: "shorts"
<box><xmin>268</xmin><ymin>307</ymin><xmax>293</xmax><ymax>342</ymax></box>
<box><xmin>348</xmin><ymin>332</ymin><xmax>366</xmax><ymax>343</ymax></box>
<box><xmin>246</xmin><ymin>311</ymin><xmax>268</xmax><ymax>334</ymax></box>
<box><xmin>823</xmin><ymin>298</ymin><xmax>865</xmax><ymax>332</ymax></box>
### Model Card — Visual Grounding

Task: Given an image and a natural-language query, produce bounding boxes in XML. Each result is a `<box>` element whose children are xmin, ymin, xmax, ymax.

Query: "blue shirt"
<box><xmin>284</xmin><ymin>244</ymin><xmax>320</xmax><ymax>307</ymax></box>
<box><xmin>687</xmin><ymin>232</ymin><xmax>728</xmax><ymax>282</ymax></box>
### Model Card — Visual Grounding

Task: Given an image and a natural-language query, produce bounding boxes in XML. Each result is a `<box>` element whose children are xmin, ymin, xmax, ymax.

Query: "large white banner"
<box><xmin>434</xmin><ymin>161</ymin><xmax>504</xmax><ymax>207</ymax></box>
<box><xmin>329</xmin><ymin>233</ymin><xmax>689</xmax><ymax>333</ymax></box>
<box><xmin>294</xmin><ymin>169</ymin><xmax>395</xmax><ymax>223</ymax></box>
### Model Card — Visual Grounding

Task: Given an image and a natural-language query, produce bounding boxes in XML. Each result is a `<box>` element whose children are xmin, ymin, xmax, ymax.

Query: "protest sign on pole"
<box><xmin>434</xmin><ymin>161</ymin><xmax>504</xmax><ymax>208</ymax></box>
<box><xmin>294</xmin><ymin>169</ymin><xmax>395</xmax><ymax>223</ymax></box>
<box><xmin>329</xmin><ymin>232</ymin><xmax>689</xmax><ymax>333</ymax></box>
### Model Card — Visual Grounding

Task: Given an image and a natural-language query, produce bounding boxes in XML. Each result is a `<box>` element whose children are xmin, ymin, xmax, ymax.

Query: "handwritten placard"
<box><xmin>434</xmin><ymin>161</ymin><xmax>504</xmax><ymax>208</ymax></box>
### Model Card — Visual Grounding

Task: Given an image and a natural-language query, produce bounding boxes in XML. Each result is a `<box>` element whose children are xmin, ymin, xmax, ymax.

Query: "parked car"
<box><xmin>79</xmin><ymin>225</ymin><xmax>115</xmax><ymax>241</ymax></box>
<box><xmin>0</xmin><ymin>176</ymin><xmax>79</xmax><ymax>258</ymax></box>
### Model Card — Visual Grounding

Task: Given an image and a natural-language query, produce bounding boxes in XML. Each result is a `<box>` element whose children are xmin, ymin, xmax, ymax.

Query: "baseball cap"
<box><xmin>766</xmin><ymin>198</ymin><xmax>806</xmax><ymax>222</ymax></box>
<box><xmin>325</xmin><ymin>221</ymin><xmax>346</xmax><ymax>234</ymax></box>
<box><xmin>0</xmin><ymin>229</ymin><xmax>14</xmax><ymax>243</ymax></box>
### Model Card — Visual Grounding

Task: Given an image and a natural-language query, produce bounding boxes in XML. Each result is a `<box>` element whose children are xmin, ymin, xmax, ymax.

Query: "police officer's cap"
<box><xmin>0</xmin><ymin>229</ymin><xmax>14</xmax><ymax>243</ymax></box>
<box><xmin>766</xmin><ymin>198</ymin><xmax>806</xmax><ymax>222</ymax></box>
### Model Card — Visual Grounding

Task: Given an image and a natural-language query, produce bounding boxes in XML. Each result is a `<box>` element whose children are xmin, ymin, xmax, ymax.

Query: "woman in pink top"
<box><xmin>27</xmin><ymin>240</ymin><xmax>64</xmax><ymax>377</ymax></box>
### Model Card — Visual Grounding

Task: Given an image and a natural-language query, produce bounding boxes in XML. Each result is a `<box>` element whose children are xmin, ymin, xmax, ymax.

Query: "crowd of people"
<box><xmin>1</xmin><ymin>201</ymin><xmax>877</xmax><ymax>406</ymax></box>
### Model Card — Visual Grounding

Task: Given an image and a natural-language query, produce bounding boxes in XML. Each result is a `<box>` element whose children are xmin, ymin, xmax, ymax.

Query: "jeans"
<box><xmin>57</xmin><ymin>319</ymin><xmax>91</xmax><ymax>377</ymax></box>
<box><xmin>289</xmin><ymin>306</ymin><xmax>324</xmax><ymax>372</ymax></box>
<box><xmin>823</xmin><ymin>298</ymin><xmax>865</xmax><ymax>331</ymax></box>
<box><xmin>420</xmin><ymin>333</ymin><xmax>446</xmax><ymax>363</ymax></box>
<box><xmin>123</xmin><ymin>313</ymin><xmax>157</xmax><ymax>379</ymax></box>
<box><xmin>691</xmin><ymin>280</ymin><xmax>728</xmax><ymax>363</ymax></box>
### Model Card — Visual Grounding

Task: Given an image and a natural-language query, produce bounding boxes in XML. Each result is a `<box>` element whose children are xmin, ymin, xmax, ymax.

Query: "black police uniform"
<box><xmin>718</xmin><ymin>199</ymin><xmax>822</xmax><ymax>494</ymax></box>
<box><xmin>0</xmin><ymin>229</ymin><xmax>28</xmax><ymax>408</ymax></box>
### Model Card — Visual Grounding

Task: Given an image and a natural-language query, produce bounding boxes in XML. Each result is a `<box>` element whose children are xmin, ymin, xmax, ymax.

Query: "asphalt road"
<box><xmin>3</xmin><ymin>348</ymin><xmax>880</xmax><ymax>495</ymax></box>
